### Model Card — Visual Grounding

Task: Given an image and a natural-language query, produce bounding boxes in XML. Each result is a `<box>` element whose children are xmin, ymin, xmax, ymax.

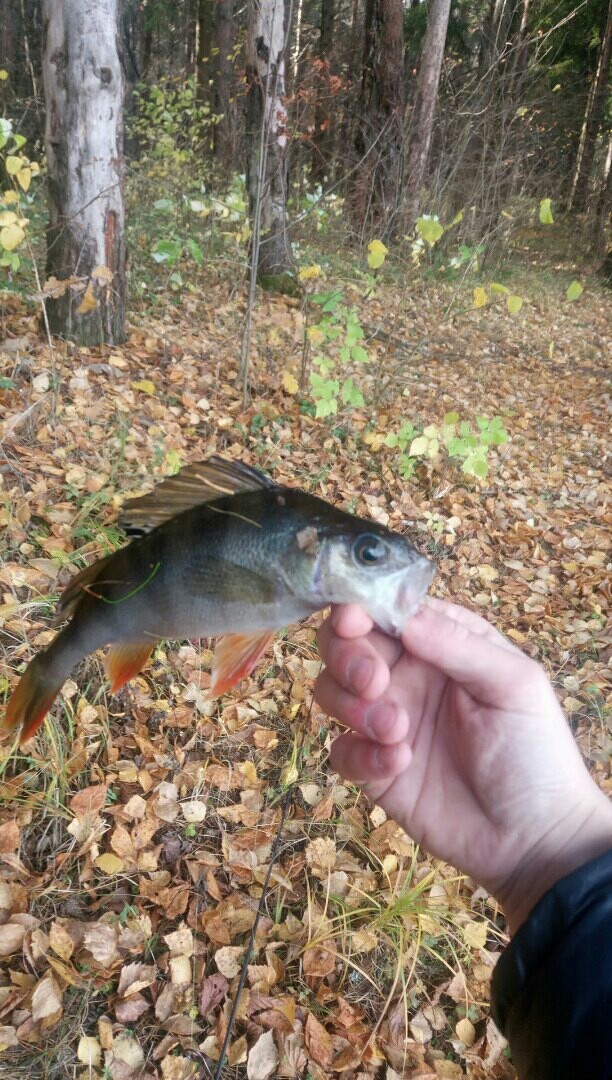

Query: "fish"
<box><xmin>1</xmin><ymin>457</ymin><xmax>435</xmax><ymax>744</ymax></box>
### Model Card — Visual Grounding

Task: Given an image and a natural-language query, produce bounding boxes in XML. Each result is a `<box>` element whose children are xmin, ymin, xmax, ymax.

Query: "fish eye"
<box><xmin>353</xmin><ymin>534</ymin><xmax>388</xmax><ymax>567</ymax></box>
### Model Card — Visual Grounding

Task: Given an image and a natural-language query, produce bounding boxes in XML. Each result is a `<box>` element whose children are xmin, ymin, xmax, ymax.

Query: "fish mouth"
<box><xmin>395</xmin><ymin>556</ymin><xmax>436</xmax><ymax>615</ymax></box>
<box><xmin>366</xmin><ymin>556</ymin><xmax>435</xmax><ymax>637</ymax></box>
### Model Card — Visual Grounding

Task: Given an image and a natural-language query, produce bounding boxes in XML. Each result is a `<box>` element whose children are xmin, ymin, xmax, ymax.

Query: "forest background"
<box><xmin>0</xmin><ymin>0</ymin><xmax>610</xmax><ymax>1078</ymax></box>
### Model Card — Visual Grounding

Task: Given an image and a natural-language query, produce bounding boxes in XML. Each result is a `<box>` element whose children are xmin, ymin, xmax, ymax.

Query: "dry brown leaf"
<box><xmin>117</xmin><ymin>962</ymin><xmax>157</xmax><ymax>998</ymax></box>
<box><xmin>160</xmin><ymin>1053</ymin><xmax>198</xmax><ymax>1079</ymax></box>
<box><xmin>0</xmin><ymin>819</ymin><xmax>19</xmax><ymax>853</ymax></box>
<box><xmin>247</xmin><ymin>1029</ymin><xmax>278</xmax><ymax>1080</ymax></box>
<box><xmin>215</xmin><ymin>945</ymin><xmax>244</xmax><ymax>978</ymax></box>
<box><xmin>31</xmin><ymin>973</ymin><xmax>63</xmax><ymax>1022</ymax></box>
<box><xmin>304</xmin><ymin>1012</ymin><xmax>333</xmax><ymax>1069</ymax></box>
<box><xmin>0</xmin><ymin>921</ymin><xmax>26</xmax><ymax>957</ymax></box>
<box><xmin>455</xmin><ymin>1016</ymin><xmax>476</xmax><ymax>1047</ymax></box>
<box><xmin>77</xmin><ymin>1035</ymin><xmax>102</xmax><ymax>1067</ymax></box>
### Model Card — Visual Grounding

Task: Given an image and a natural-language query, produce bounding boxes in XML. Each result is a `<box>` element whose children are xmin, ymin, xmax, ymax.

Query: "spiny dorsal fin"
<box><xmin>53</xmin><ymin>553</ymin><xmax>115</xmax><ymax>625</ymax></box>
<box><xmin>119</xmin><ymin>456</ymin><xmax>277</xmax><ymax>535</ymax></box>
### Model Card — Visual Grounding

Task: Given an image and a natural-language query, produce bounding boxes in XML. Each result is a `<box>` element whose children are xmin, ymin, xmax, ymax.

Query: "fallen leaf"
<box><xmin>247</xmin><ymin>1029</ymin><xmax>278</xmax><ymax>1080</ymax></box>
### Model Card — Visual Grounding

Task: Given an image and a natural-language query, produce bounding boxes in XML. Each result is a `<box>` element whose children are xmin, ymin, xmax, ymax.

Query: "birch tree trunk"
<box><xmin>42</xmin><ymin>0</ymin><xmax>126</xmax><ymax>345</ymax></box>
<box><xmin>404</xmin><ymin>0</ymin><xmax>451</xmax><ymax>225</ymax></box>
<box><xmin>245</xmin><ymin>0</ymin><xmax>294</xmax><ymax>284</ymax></box>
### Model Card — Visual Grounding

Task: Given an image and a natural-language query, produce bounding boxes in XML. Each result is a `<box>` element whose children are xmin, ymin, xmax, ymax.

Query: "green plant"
<box><xmin>0</xmin><ymin>112</ymin><xmax>41</xmax><ymax>272</ymax></box>
<box><xmin>385</xmin><ymin>411</ymin><xmax>509</xmax><ymax>479</ymax></box>
<box><xmin>305</xmin><ymin>289</ymin><xmax>370</xmax><ymax>417</ymax></box>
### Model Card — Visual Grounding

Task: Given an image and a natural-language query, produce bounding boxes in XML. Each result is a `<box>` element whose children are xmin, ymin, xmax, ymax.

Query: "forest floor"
<box><xmin>0</xmin><ymin>260</ymin><xmax>609</xmax><ymax>1080</ymax></box>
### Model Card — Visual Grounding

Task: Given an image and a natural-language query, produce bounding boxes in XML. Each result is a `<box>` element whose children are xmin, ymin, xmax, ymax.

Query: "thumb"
<box><xmin>401</xmin><ymin>604</ymin><xmax>537</xmax><ymax>706</ymax></box>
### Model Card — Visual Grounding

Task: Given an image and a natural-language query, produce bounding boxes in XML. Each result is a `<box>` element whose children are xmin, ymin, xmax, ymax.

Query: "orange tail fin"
<box><xmin>209</xmin><ymin>630</ymin><xmax>275</xmax><ymax>697</ymax></box>
<box><xmin>104</xmin><ymin>641</ymin><xmax>155</xmax><ymax>693</ymax></box>
<box><xmin>1</xmin><ymin>656</ymin><xmax>63</xmax><ymax>745</ymax></box>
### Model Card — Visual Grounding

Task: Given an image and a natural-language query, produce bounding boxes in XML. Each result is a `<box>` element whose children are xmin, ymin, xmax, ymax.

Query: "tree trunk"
<box><xmin>245</xmin><ymin>0</ymin><xmax>294</xmax><ymax>283</ymax></box>
<box><xmin>352</xmin><ymin>0</ymin><xmax>404</xmax><ymax>237</ymax></box>
<box><xmin>0</xmin><ymin>0</ymin><xmax>18</xmax><ymax>82</ymax></box>
<box><xmin>41</xmin><ymin>0</ymin><xmax>126</xmax><ymax>345</ymax></box>
<box><xmin>196</xmin><ymin>0</ymin><xmax>214</xmax><ymax>105</ymax></box>
<box><xmin>214</xmin><ymin>0</ymin><xmax>235</xmax><ymax>169</ymax></box>
<box><xmin>311</xmin><ymin>0</ymin><xmax>335</xmax><ymax>186</ymax></box>
<box><xmin>404</xmin><ymin>0</ymin><xmax>451</xmax><ymax>225</ymax></box>
<box><xmin>568</xmin><ymin>0</ymin><xmax>612</xmax><ymax>212</ymax></box>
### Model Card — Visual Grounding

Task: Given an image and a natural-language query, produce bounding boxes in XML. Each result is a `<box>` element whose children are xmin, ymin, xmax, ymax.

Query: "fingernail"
<box><xmin>346</xmin><ymin>656</ymin><xmax>374</xmax><ymax>694</ymax></box>
<box><xmin>365</xmin><ymin>702</ymin><xmax>399</xmax><ymax>739</ymax></box>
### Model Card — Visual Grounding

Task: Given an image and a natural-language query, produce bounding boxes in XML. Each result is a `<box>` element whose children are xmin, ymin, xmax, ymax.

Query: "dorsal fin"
<box><xmin>119</xmin><ymin>456</ymin><xmax>277</xmax><ymax>535</ymax></box>
<box><xmin>53</xmin><ymin>553</ymin><xmax>115</xmax><ymax>625</ymax></box>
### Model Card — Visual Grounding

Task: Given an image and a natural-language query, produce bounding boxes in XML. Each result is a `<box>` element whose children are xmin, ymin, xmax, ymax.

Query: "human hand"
<box><xmin>315</xmin><ymin>598</ymin><xmax>612</xmax><ymax>932</ymax></box>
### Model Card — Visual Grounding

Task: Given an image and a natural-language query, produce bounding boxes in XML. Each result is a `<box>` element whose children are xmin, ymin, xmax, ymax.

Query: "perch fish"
<box><xmin>2</xmin><ymin>457</ymin><xmax>435</xmax><ymax>743</ymax></box>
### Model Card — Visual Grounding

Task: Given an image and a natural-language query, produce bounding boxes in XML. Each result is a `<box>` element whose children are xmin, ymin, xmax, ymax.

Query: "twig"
<box><xmin>211</xmin><ymin>695</ymin><xmax>312</xmax><ymax>1078</ymax></box>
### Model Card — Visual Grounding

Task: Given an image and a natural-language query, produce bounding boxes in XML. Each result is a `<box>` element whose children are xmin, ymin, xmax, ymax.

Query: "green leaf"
<box><xmin>186</xmin><ymin>237</ymin><xmax>203</xmax><ymax>264</ymax></box>
<box><xmin>459</xmin><ymin>421</ymin><xmax>471</xmax><ymax>438</ymax></box>
<box><xmin>566</xmin><ymin>280</ymin><xmax>583</xmax><ymax>302</ymax></box>
<box><xmin>490</xmin><ymin>282</ymin><xmax>509</xmax><ymax>295</ymax></box>
<box><xmin>351</xmin><ymin>344</ymin><xmax>369</xmax><ymax>363</ymax></box>
<box><xmin>315</xmin><ymin>397</ymin><xmax>338</xmax><ymax>418</ymax></box>
<box><xmin>152</xmin><ymin>239</ymin><xmax>182</xmax><ymax>264</ymax></box>
<box><xmin>341</xmin><ymin>378</ymin><xmax>364</xmax><ymax>407</ymax></box>
<box><xmin>507</xmin><ymin>294</ymin><xmax>523</xmax><ymax>314</ymax></box>
<box><xmin>443</xmin><ymin>411</ymin><xmax>459</xmax><ymax>425</ymax></box>
<box><xmin>416</xmin><ymin>217</ymin><xmax>444</xmax><ymax>246</ymax></box>
<box><xmin>539</xmin><ymin>198</ymin><xmax>554</xmax><ymax>225</ymax></box>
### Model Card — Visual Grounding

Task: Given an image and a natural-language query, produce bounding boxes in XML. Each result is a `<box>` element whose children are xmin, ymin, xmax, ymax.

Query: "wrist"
<box><xmin>498</xmin><ymin>794</ymin><xmax>612</xmax><ymax>935</ymax></box>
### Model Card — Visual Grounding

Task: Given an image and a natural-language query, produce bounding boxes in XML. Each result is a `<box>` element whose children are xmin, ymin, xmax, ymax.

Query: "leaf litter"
<box><xmin>0</xmin><ymin>272</ymin><xmax>609</xmax><ymax>1079</ymax></box>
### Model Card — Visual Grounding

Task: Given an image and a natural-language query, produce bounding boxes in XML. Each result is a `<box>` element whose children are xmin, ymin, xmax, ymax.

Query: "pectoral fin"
<box><xmin>209</xmin><ymin>631</ymin><xmax>275</xmax><ymax>697</ymax></box>
<box><xmin>105</xmin><ymin>642</ymin><xmax>155</xmax><ymax>693</ymax></box>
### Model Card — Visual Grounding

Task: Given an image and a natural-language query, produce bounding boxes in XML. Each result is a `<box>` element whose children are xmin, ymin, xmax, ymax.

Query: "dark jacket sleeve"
<box><xmin>491</xmin><ymin>849</ymin><xmax>612</xmax><ymax>1080</ymax></box>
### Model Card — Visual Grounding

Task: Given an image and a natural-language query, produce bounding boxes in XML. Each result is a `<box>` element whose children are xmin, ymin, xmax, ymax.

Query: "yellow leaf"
<box><xmin>473</xmin><ymin>286</ymin><xmax>488</xmax><ymax>308</ymax></box>
<box><xmin>76</xmin><ymin>282</ymin><xmax>98</xmax><ymax>314</ymax></box>
<box><xmin>307</xmin><ymin>325</ymin><xmax>325</xmax><ymax>345</ymax></box>
<box><xmin>409</xmin><ymin>435</ymin><xmax>429</xmax><ymax>456</ymax></box>
<box><xmin>91</xmin><ymin>264</ymin><xmax>114</xmax><ymax>283</ymax></box>
<box><xmin>95</xmin><ymin>853</ymin><xmax>125</xmax><ymax>874</ymax></box>
<box><xmin>131</xmin><ymin>379</ymin><xmax>156</xmax><ymax>395</ymax></box>
<box><xmin>507</xmin><ymin>628</ymin><xmax>527</xmax><ymax>644</ymax></box>
<box><xmin>77</xmin><ymin>1036</ymin><xmax>102</xmax><ymax>1067</ymax></box>
<box><xmin>0</xmin><ymin>222</ymin><xmax>25</xmax><ymax>251</ymax></box>
<box><xmin>478</xmin><ymin>564</ymin><xmax>498</xmax><ymax>583</ymax></box>
<box><xmin>282</xmin><ymin>370</ymin><xmax>299</xmax><ymax>394</ymax></box>
<box><xmin>0</xmin><ymin>211</ymin><xmax>17</xmax><ymax>226</ymax></box>
<box><xmin>462</xmin><ymin>920</ymin><xmax>488</xmax><ymax>949</ymax></box>
<box><xmin>2</xmin><ymin>190</ymin><xmax>19</xmax><ymax>204</ymax></box>
<box><xmin>363</xmin><ymin>430</ymin><xmax>385</xmax><ymax>451</ymax></box>
<box><xmin>367</xmin><ymin>238</ymin><xmax>389</xmax><ymax>269</ymax></box>
<box><xmin>298</xmin><ymin>264</ymin><xmax>321</xmax><ymax>282</ymax></box>
<box><xmin>16</xmin><ymin>167</ymin><xmax>31</xmax><ymax>192</ymax></box>
<box><xmin>506</xmin><ymin>294</ymin><xmax>523</xmax><ymax>314</ymax></box>
<box><xmin>0</xmin><ymin>70</ymin><xmax>9</xmax><ymax>81</ymax></box>
<box><xmin>455</xmin><ymin>1018</ymin><xmax>475</xmax><ymax>1047</ymax></box>
<box><xmin>5</xmin><ymin>156</ymin><xmax>22</xmax><ymax>176</ymax></box>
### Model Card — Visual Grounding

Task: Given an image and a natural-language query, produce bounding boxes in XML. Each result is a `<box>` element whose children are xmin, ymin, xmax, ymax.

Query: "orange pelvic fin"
<box><xmin>209</xmin><ymin>630</ymin><xmax>275</xmax><ymax>697</ymax></box>
<box><xmin>1</xmin><ymin>660</ymin><xmax>61</xmax><ymax>745</ymax></box>
<box><xmin>104</xmin><ymin>641</ymin><xmax>155</xmax><ymax>693</ymax></box>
